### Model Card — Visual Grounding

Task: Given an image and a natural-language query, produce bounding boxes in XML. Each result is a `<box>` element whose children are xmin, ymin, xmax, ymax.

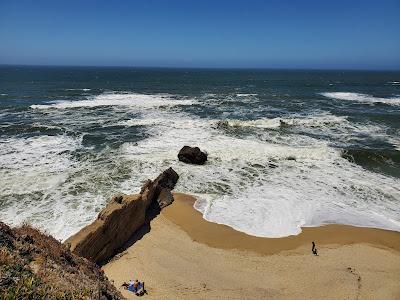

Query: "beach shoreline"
<box><xmin>103</xmin><ymin>193</ymin><xmax>400</xmax><ymax>299</ymax></box>
<box><xmin>163</xmin><ymin>193</ymin><xmax>400</xmax><ymax>254</ymax></box>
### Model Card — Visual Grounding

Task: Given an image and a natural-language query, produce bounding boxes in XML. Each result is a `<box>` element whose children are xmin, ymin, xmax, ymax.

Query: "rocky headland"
<box><xmin>65</xmin><ymin>167</ymin><xmax>179</xmax><ymax>264</ymax></box>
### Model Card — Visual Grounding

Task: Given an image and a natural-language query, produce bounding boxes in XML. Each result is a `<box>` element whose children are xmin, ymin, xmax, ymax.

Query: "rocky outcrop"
<box><xmin>0</xmin><ymin>222</ymin><xmax>122</xmax><ymax>299</ymax></box>
<box><xmin>178</xmin><ymin>146</ymin><xmax>208</xmax><ymax>165</ymax></box>
<box><xmin>157</xmin><ymin>188</ymin><xmax>174</xmax><ymax>209</ymax></box>
<box><xmin>65</xmin><ymin>167</ymin><xmax>179</xmax><ymax>264</ymax></box>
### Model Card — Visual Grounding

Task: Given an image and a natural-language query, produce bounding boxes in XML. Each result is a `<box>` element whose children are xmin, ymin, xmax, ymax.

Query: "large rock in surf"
<box><xmin>64</xmin><ymin>167</ymin><xmax>179</xmax><ymax>264</ymax></box>
<box><xmin>178</xmin><ymin>146</ymin><xmax>207</xmax><ymax>165</ymax></box>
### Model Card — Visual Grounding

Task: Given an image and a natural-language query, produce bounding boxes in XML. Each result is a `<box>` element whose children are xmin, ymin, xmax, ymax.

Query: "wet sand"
<box><xmin>103</xmin><ymin>193</ymin><xmax>400</xmax><ymax>299</ymax></box>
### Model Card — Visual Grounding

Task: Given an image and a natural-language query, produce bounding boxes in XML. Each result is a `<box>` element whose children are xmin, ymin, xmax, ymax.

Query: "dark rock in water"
<box><xmin>216</xmin><ymin>120</ymin><xmax>229</xmax><ymax>128</ymax></box>
<box><xmin>287</xmin><ymin>156</ymin><xmax>296</xmax><ymax>161</ymax></box>
<box><xmin>178</xmin><ymin>146</ymin><xmax>207</xmax><ymax>165</ymax></box>
<box><xmin>280</xmin><ymin>120</ymin><xmax>290</xmax><ymax>127</ymax></box>
<box><xmin>157</xmin><ymin>188</ymin><xmax>174</xmax><ymax>208</ymax></box>
<box><xmin>251</xmin><ymin>163</ymin><xmax>264</xmax><ymax>169</ymax></box>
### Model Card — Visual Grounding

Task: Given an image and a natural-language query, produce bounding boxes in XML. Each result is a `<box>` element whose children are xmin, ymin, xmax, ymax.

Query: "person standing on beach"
<box><xmin>312</xmin><ymin>241</ymin><xmax>318</xmax><ymax>256</ymax></box>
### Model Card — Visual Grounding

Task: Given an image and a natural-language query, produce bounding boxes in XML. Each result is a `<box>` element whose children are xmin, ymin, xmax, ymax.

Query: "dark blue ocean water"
<box><xmin>0</xmin><ymin>66</ymin><xmax>399</xmax><ymax>239</ymax></box>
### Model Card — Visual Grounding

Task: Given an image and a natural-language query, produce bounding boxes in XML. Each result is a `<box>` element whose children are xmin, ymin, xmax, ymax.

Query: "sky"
<box><xmin>0</xmin><ymin>0</ymin><xmax>399</xmax><ymax>70</ymax></box>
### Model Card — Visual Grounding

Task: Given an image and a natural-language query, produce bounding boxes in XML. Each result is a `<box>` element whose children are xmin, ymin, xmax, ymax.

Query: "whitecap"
<box><xmin>31</xmin><ymin>92</ymin><xmax>195</xmax><ymax>109</ymax></box>
<box><xmin>119</xmin><ymin>106</ymin><xmax>400</xmax><ymax>238</ymax></box>
<box><xmin>236</xmin><ymin>93</ymin><xmax>258</xmax><ymax>97</ymax></box>
<box><xmin>65</xmin><ymin>88</ymin><xmax>91</xmax><ymax>91</ymax></box>
<box><xmin>3</xmin><ymin>91</ymin><xmax>400</xmax><ymax>240</ymax></box>
<box><xmin>321</xmin><ymin>92</ymin><xmax>400</xmax><ymax>106</ymax></box>
<box><xmin>117</xmin><ymin>118</ymin><xmax>164</xmax><ymax>127</ymax></box>
<box><xmin>217</xmin><ymin>113</ymin><xmax>347</xmax><ymax>130</ymax></box>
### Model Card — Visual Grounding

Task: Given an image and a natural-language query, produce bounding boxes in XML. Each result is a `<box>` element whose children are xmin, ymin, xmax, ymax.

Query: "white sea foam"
<box><xmin>0</xmin><ymin>135</ymin><xmax>82</xmax><ymax>238</ymax></box>
<box><xmin>0</xmin><ymin>135</ymin><xmax>78</xmax><ymax>181</ymax></box>
<box><xmin>65</xmin><ymin>88</ymin><xmax>91</xmax><ymax>91</ymax></box>
<box><xmin>218</xmin><ymin>113</ymin><xmax>347</xmax><ymax>129</ymax></box>
<box><xmin>118</xmin><ymin>99</ymin><xmax>400</xmax><ymax>237</ymax></box>
<box><xmin>216</xmin><ymin>113</ymin><xmax>389</xmax><ymax>147</ymax></box>
<box><xmin>388</xmin><ymin>136</ymin><xmax>400</xmax><ymax>151</ymax></box>
<box><xmin>117</xmin><ymin>118</ymin><xmax>164</xmax><ymax>127</ymax></box>
<box><xmin>321</xmin><ymin>92</ymin><xmax>400</xmax><ymax>106</ymax></box>
<box><xmin>31</xmin><ymin>92</ymin><xmax>195</xmax><ymax>109</ymax></box>
<box><xmin>2</xmin><ymin>92</ymin><xmax>400</xmax><ymax>240</ymax></box>
<box><xmin>0</xmin><ymin>134</ymin><xmax>132</xmax><ymax>240</ymax></box>
<box><xmin>236</xmin><ymin>93</ymin><xmax>258</xmax><ymax>97</ymax></box>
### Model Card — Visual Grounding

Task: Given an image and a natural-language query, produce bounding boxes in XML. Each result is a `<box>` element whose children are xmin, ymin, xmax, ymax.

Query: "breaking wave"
<box><xmin>321</xmin><ymin>92</ymin><xmax>400</xmax><ymax>106</ymax></box>
<box><xmin>216</xmin><ymin>113</ymin><xmax>347</xmax><ymax>129</ymax></box>
<box><xmin>2</xmin><ymin>91</ymin><xmax>400</xmax><ymax>239</ymax></box>
<box><xmin>117</xmin><ymin>95</ymin><xmax>400</xmax><ymax>237</ymax></box>
<box><xmin>31</xmin><ymin>92</ymin><xmax>195</xmax><ymax>109</ymax></box>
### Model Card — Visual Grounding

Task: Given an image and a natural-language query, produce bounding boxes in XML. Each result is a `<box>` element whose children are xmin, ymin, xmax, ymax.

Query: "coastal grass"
<box><xmin>0</xmin><ymin>222</ymin><xmax>122</xmax><ymax>300</ymax></box>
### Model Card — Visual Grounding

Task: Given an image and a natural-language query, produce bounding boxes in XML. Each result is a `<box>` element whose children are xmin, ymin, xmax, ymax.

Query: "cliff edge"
<box><xmin>0</xmin><ymin>221</ymin><xmax>122</xmax><ymax>299</ymax></box>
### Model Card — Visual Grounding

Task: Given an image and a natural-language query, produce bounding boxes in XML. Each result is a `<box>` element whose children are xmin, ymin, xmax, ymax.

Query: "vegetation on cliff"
<box><xmin>0</xmin><ymin>221</ymin><xmax>123</xmax><ymax>299</ymax></box>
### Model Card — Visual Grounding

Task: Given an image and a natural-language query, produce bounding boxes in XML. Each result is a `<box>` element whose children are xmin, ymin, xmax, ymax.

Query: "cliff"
<box><xmin>0</xmin><ymin>221</ymin><xmax>122</xmax><ymax>299</ymax></box>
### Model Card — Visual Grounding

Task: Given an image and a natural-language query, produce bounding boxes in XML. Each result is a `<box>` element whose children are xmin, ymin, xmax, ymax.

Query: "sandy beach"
<box><xmin>103</xmin><ymin>193</ymin><xmax>400</xmax><ymax>299</ymax></box>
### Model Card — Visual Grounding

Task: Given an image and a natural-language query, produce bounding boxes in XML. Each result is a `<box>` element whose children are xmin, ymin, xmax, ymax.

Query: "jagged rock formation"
<box><xmin>65</xmin><ymin>168</ymin><xmax>179</xmax><ymax>264</ymax></box>
<box><xmin>0</xmin><ymin>222</ymin><xmax>122</xmax><ymax>299</ymax></box>
<box><xmin>178</xmin><ymin>146</ymin><xmax>208</xmax><ymax>165</ymax></box>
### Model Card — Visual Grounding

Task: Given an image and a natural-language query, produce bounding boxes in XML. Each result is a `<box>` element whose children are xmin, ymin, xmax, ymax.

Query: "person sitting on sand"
<box><xmin>133</xmin><ymin>280</ymin><xmax>140</xmax><ymax>291</ymax></box>
<box><xmin>122</xmin><ymin>279</ymin><xmax>146</xmax><ymax>296</ymax></box>
<box><xmin>121</xmin><ymin>279</ymin><xmax>135</xmax><ymax>289</ymax></box>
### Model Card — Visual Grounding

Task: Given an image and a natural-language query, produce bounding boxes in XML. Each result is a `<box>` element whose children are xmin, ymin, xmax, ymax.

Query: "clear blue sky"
<box><xmin>1</xmin><ymin>0</ymin><xmax>399</xmax><ymax>69</ymax></box>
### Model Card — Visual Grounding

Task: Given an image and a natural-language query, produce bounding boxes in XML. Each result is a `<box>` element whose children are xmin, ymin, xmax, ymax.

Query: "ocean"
<box><xmin>0</xmin><ymin>65</ymin><xmax>399</xmax><ymax>240</ymax></box>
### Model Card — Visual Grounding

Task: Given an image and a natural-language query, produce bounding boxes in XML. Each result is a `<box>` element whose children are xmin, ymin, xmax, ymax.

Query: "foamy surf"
<box><xmin>31</xmin><ymin>92</ymin><xmax>195</xmax><ymax>109</ymax></box>
<box><xmin>216</xmin><ymin>113</ymin><xmax>347</xmax><ymax>129</ymax></box>
<box><xmin>236</xmin><ymin>93</ymin><xmax>258</xmax><ymax>97</ymax></box>
<box><xmin>117</xmin><ymin>94</ymin><xmax>400</xmax><ymax>238</ymax></box>
<box><xmin>65</xmin><ymin>88</ymin><xmax>91</xmax><ymax>91</ymax></box>
<box><xmin>321</xmin><ymin>92</ymin><xmax>400</xmax><ymax>106</ymax></box>
<box><xmin>2</xmin><ymin>90</ymin><xmax>400</xmax><ymax>240</ymax></box>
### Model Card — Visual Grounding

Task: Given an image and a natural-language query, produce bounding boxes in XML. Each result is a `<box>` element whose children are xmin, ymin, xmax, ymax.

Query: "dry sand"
<box><xmin>103</xmin><ymin>193</ymin><xmax>400</xmax><ymax>299</ymax></box>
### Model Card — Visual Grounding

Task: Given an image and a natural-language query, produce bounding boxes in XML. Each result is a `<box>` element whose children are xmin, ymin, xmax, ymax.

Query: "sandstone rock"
<box><xmin>111</xmin><ymin>195</ymin><xmax>123</xmax><ymax>204</ymax></box>
<box><xmin>65</xmin><ymin>167</ymin><xmax>179</xmax><ymax>264</ymax></box>
<box><xmin>178</xmin><ymin>146</ymin><xmax>207</xmax><ymax>165</ymax></box>
<box><xmin>157</xmin><ymin>188</ymin><xmax>174</xmax><ymax>209</ymax></box>
<box><xmin>65</xmin><ymin>194</ymin><xmax>146</xmax><ymax>264</ymax></box>
<box><xmin>152</xmin><ymin>167</ymin><xmax>179</xmax><ymax>190</ymax></box>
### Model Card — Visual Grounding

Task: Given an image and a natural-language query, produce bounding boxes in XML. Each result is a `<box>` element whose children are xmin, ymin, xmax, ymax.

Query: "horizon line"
<box><xmin>0</xmin><ymin>63</ymin><xmax>399</xmax><ymax>72</ymax></box>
